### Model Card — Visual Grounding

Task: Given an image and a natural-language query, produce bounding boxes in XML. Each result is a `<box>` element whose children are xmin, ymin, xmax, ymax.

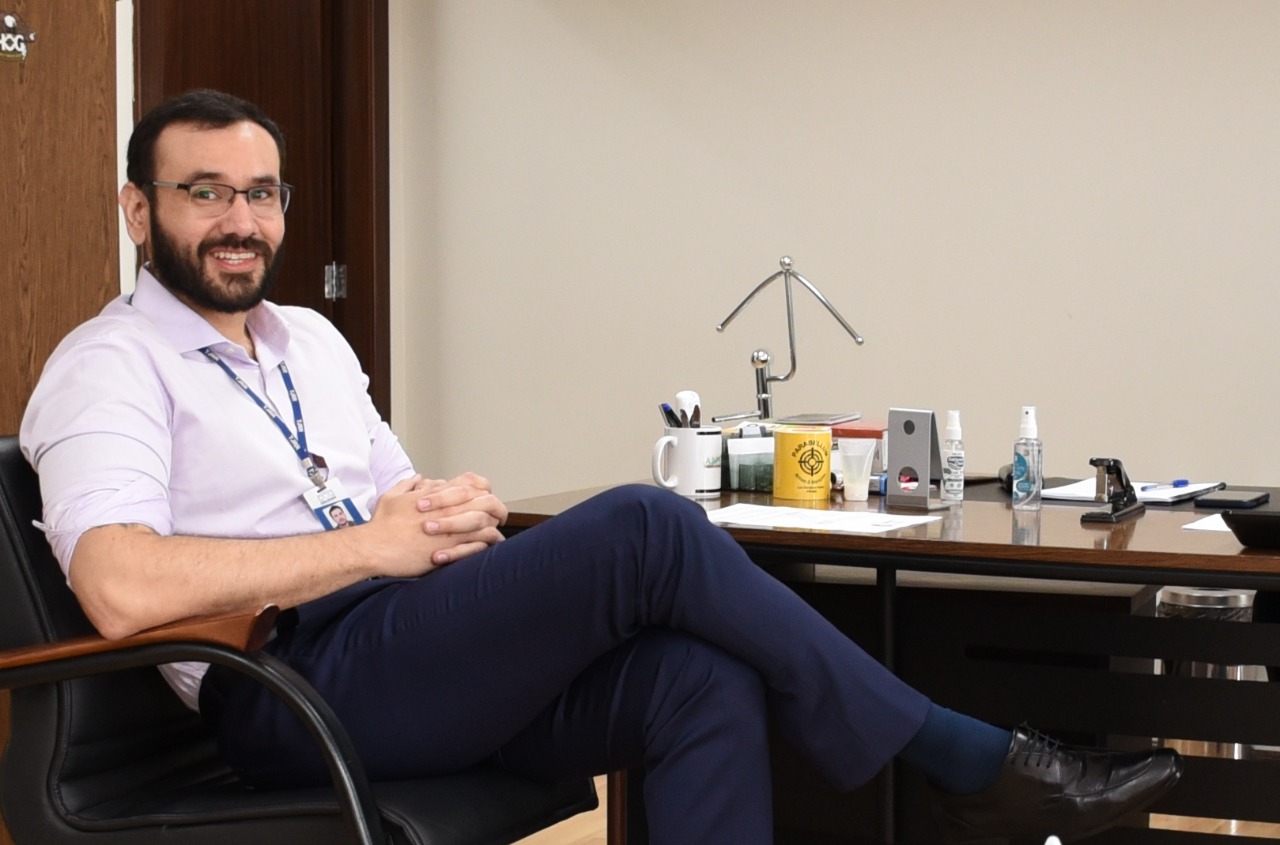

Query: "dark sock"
<box><xmin>898</xmin><ymin>704</ymin><xmax>1012</xmax><ymax>795</ymax></box>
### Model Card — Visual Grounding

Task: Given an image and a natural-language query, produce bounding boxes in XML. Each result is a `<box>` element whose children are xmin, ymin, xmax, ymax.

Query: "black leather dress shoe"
<box><xmin>931</xmin><ymin>726</ymin><xmax>1183</xmax><ymax>843</ymax></box>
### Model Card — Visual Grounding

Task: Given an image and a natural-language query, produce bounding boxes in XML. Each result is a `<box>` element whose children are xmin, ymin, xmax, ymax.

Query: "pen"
<box><xmin>660</xmin><ymin>402</ymin><xmax>682</xmax><ymax>428</ymax></box>
<box><xmin>1141</xmin><ymin>479</ymin><xmax>1190</xmax><ymax>492</ymax></box>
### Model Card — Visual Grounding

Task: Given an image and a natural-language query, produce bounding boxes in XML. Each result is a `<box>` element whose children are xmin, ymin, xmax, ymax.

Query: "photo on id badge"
<box><xmin>304</xmin><ymin>478</ymin><xmax>366</xmax><ymax>530</ymax></box>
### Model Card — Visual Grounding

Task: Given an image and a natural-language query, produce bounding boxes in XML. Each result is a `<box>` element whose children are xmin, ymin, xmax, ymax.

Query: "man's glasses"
<box><xmin>151</xmin><ymin>181</ymin><xmax>293</xmax><ymax>218</ymax></box>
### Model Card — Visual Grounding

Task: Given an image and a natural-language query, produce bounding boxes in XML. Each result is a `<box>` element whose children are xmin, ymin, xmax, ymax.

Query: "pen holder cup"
<box><xmin>652</xmin><ymin>426</ymin><xmax>723</xmax><ymax>498</ymax></box>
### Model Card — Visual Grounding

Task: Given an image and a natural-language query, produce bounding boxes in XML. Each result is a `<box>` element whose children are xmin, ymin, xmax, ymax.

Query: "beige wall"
<box><xmin>390</xmin><ymin>1</ymin><xmax>1280</xmax><ymax>501</ymax></box>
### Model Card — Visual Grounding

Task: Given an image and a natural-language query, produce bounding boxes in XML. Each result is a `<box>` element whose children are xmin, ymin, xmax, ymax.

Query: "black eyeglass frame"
<box><xmin>150</xmin><ymin>180</ymin><xmax>294</xmax><ymax>216</ymax></box>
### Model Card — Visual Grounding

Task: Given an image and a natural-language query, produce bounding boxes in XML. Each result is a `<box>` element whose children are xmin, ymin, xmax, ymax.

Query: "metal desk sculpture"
<box><xmin>713</xmin><ymin>256</ymin><xmax>864</xmax><ymax>422</ymax></box>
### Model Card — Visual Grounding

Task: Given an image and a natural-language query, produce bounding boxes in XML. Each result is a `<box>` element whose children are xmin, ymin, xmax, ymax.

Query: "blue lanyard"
<box><xmin>201</xmin><ymin>347</ymin><xmax>327</xmax><ymax>489</ymax></box>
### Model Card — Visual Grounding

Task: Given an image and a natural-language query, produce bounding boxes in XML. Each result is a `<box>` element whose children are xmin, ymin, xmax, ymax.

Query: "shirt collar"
<box><xmin>129</xmin><ymin>266</ymin><xmax>293</xmax><ymax>365</ymax></box>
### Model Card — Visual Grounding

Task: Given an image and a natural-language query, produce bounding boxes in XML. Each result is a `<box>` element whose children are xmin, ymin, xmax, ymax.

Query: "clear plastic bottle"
<box><xmin>941</xmin><ymin>409</ymin><xmax>965</xmax><ymax>504</ymax></box>
<box><xmin>1012</xmin><ymin>406</ymin><xmax>1043</xmax><ymax>511</ymax></box>
<box><xmin>1012</xmin><ymin>508</ymin><xmax>1041</xmax><ymax>545</ymax></box>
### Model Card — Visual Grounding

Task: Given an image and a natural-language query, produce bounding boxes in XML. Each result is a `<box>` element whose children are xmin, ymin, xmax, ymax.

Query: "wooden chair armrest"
<box><xmin>0</xmin><ymin>605</ymin><xmax>279</xmax><ymax>673</ymax></box>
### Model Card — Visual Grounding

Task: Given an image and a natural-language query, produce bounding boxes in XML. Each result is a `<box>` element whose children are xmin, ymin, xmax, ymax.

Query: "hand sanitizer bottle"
<box><xmin>1012</xmin><ymin>406</ymin><xmax>1043</xmax><ymax>511</ymax></box>
<box><xmin>941</xmin><ymin>409</ymin><xmax>965</xmax><ymax>504</ymax></box>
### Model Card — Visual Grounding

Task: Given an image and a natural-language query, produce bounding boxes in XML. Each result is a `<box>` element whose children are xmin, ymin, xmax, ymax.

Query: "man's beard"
<box><xmin>149</xmin><ymin>218</ymin><xmax>283</xmax><ymax>314</ymax></box>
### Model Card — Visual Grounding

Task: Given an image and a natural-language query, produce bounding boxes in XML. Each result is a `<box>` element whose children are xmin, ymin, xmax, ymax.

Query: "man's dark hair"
<box><xmin>125</xmin><ymin>89</ymin><xmax>286</xmax><ymax>187</ymax></box>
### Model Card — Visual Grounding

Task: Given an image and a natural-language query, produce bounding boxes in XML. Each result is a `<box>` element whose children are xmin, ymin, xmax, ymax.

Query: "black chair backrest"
<box><xmin>0</xmin><ymin>435</ymin><xmax>233</xmax><ymax>834</ymax></box>
<box><xmin>0</xmin><ymin>435</ymin><xmax>95</xmax><ymax>649</ymax></box>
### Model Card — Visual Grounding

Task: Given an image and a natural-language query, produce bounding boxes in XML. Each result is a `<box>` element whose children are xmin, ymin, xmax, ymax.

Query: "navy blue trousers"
<box><xmin>203</xmin><ymin>485</ymin><xmax>931</xmax><ymax>843</ymax></box>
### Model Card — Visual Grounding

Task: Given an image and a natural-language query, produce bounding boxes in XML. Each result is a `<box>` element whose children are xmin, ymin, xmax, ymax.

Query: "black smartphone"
<box><xmin>1194</xmin><ymin>490</ymin><xmax>1270</xmax><ymax>509</ymax></box>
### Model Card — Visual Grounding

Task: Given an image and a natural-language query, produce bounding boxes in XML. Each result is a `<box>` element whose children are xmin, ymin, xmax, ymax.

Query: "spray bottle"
<box><xmin>941</xmin><ymin>410</ymin><xmax>965</xmax><ymax>504</ymax></box>
<box><xmin>1012</xmin><ymin>406</ymin><xmax>1043</xmax><ymax>511</ymax></box>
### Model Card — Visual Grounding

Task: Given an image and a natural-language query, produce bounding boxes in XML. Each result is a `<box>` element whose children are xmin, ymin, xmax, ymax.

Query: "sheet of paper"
<box><xmin>707</xmin><ymin>503</ymin><xmax>940</xmax><ymax>534</ymax></box>
<box><xmin>1041</xmin><ymin>478</ymin><xmax>1224</xmax><ymax>504</ymax></box>
<box><xmin>1182</xmin><ymin>513</ymin><xmax>1230</xmax><ymax>532</ymax></box>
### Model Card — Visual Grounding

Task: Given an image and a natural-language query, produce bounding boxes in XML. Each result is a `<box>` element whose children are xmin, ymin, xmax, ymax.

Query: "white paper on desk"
<box><xmin>1183</xmin><ymin>513</ymin><xmax>1230</xmax><ymax>532</ymax></box>
<box><xmin>1041</xmin><ymin>478</ymin><xmax>1224</xmax><ymax>504</ymax></box>
<box><xmin>707</xmin><ymin>503</ymin><xmax>940</xmax><ymax>534</ymax></box>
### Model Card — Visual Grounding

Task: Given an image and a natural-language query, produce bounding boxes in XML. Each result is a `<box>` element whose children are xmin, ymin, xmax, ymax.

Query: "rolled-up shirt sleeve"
<box><xmin>34</xmin><ymin>436</ymin><xmax>173</xmax><ymax>575</ymax></box>
<box><xmin>21</xmin><ymin>330</ymin><xmax>178</xmax><ymax>581</ymax></box>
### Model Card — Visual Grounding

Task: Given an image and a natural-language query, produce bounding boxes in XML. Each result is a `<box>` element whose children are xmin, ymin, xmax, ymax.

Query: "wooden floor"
<box><xmin>512</xmin><ymin>771</ymin><xmax>1280</xmax><ymax>844</ymax></box>
<box><xmin>1152</xmin><ymin>814</ymin><xmax>1280</xmax><ymax>838</ymax></box>
<box><xmin>1146</xmin><ymin>738</ymin><xmax>1280</xmax><ymax>839</ymax></box>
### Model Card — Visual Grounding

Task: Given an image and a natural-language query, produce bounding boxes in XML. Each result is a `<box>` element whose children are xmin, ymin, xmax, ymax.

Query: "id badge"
<box><xmin>303</xmin><ymin>478</ymin><xmax>367</xmax><ymax>530</ymax></box>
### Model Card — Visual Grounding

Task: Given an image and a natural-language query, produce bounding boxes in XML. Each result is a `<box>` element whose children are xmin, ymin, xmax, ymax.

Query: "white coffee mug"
<box><xmin>652</xmin><ymin>426</ymin><xmax>723</xmax><ymax>498</ymax></box>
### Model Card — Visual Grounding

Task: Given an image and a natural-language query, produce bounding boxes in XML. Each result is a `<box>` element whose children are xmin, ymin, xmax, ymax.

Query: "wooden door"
<box><xmin>0</xmin><ymin>0</ymin><xmax>119</xmax><ymax>434</ymax></box>
<box><xmin>134</xmin><ymin>0</ymin><xmax>391</xmax><ymax>417</ymax></box>
<box><xmin>1</xmin><ymin>3</ymin><xmax>118</xmax><ymax>840</ymax></box>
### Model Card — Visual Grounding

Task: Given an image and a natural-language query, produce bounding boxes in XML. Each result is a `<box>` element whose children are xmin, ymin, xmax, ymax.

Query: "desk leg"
<box><xmin>879</xmin><ymin>565</ymin><xmax>897</xmax><ymax>673</ymax></box>
<box><xmin>878</xmin><ymin>566</ymin><xmax>897</xmax><ymax>845</ymax></box>
<box><xmin>606</xmin><ymin>770</ymin><xmax>627</xmax><ymax>845</ymax></box>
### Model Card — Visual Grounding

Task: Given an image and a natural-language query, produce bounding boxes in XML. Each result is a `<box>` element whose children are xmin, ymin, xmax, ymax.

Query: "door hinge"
<box><xmin>324</xmin><ymin>262</ymin><xmax>348</xmax><ymax>300</ymax></box>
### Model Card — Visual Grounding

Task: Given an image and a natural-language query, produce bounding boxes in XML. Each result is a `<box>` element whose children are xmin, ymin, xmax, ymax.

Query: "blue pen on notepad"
<box><xmin>1141</xmin><ymin>479</ymin><xmax>1190</xmax><ymax>492</ymax></box>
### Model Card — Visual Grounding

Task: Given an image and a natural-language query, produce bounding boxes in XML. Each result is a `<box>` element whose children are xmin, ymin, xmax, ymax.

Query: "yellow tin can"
<box><xmin>772</xmin><ymin>426</ymin><xmax>832</xmax><ymax>501</ymax></box>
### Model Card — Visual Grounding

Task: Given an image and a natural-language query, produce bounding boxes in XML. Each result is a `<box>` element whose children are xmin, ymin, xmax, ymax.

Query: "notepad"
<box><xmin>773</xmin><ymin>412</ymin><xmax>862</xmax><ymax>426</ymax></box>
<box><xmin>1041</xmin><ymin>478</ymin><xmax>1225</xmax><ymax>505</ymax></box>
<box><xmin>706</xmin><ymin>503</ymin><xmax>939</xmax><ymax>534</ymax></box>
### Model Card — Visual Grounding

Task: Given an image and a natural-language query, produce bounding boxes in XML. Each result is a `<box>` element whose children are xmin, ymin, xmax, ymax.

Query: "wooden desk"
<box><xmin>507</xmin><ymin>482</ymin><xmax>1280</xmax><ymax>588</ymax></box>
<box><xmin>506</xmin><ymin>483</ymin><xmax>1280</xmax><ymax>845</ymax></box>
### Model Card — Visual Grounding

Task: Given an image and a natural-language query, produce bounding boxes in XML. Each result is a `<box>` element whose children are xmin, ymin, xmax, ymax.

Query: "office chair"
<box><xmin>0</xmin><ymin>434</ymin><xmax>597</xmax><ymax>844</ymax></box>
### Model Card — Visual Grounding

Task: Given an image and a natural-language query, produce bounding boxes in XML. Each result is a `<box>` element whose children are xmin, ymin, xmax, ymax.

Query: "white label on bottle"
<box><xmin>942</xmin><ymin>450</ymin><xmax>964</xmax><ymax>498</ymax></box>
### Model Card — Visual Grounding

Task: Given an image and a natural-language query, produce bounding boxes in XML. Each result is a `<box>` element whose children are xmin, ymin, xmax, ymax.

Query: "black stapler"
<box><xmin>1081</xmin><ymin>457</ymin><xmax>1146</xmax><ymax>524</ymax></box>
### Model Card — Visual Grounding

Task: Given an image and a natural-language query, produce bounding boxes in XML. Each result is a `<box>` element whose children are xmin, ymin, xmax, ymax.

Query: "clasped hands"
<box><xmin>372</xmin><ymin>472</ymin><xmax>508</xmax><ymax>571</ymax></box>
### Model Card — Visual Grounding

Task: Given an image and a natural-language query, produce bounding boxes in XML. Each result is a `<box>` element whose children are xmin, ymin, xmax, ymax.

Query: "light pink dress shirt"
<box><xmin>20</xmin><ymin>268</ymin><xmax>416</xmax><ymax>707</ymax></box>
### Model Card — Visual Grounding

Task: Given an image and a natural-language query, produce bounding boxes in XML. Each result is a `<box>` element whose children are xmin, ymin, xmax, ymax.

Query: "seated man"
<box><xmin>20</xmin><ymin>89</ymin><xmax>1180</xmax><ymax>844</ymax></box>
